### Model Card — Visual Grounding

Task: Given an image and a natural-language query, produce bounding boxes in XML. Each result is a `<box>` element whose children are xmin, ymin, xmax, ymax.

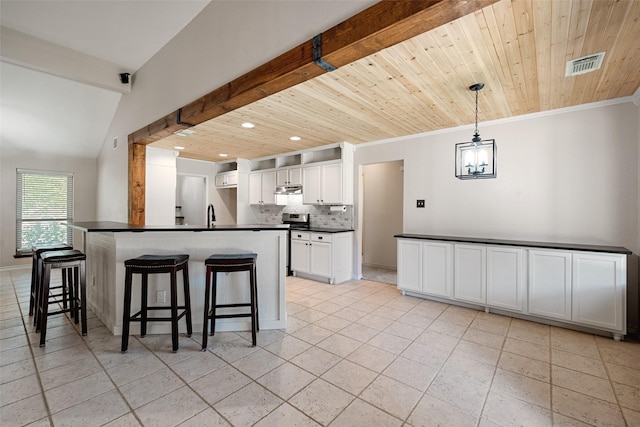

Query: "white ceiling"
<box><xmin>0</xmin><ymin>0</ymin><xmax>210</xmax><ymax>158</ymax></box>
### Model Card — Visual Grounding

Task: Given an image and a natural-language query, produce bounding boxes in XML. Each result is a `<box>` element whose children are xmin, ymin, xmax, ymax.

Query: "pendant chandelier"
<box><xmin>455</xmin><ymin>83</ymin><xmax>497</xmax><ymax>180</ymax></box>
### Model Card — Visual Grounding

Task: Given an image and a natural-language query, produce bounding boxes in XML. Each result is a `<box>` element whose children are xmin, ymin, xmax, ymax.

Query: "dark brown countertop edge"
<box><xmin>394</xmin><ymin>234</ymin><xmax>632</xmax><ymax>255</ymax></box>
<box><xmin>307</xmin><ymin>228</ymin><xmax>354</xmax><ymax>233</ymax></box>
<box><xmin>66</xmin><ymin>221</ymin><xmax>289</xmax><ymax>232</ymax></box>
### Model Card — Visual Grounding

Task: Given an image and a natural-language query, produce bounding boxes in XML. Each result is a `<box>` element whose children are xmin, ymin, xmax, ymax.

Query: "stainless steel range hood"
<box><xmin>274</xmin><ymin>185</ymin><xmax>302</xmax><ymax>195</ymax></box>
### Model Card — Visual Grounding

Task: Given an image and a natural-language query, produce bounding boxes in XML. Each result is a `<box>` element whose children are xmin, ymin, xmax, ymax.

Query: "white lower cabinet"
<box><xmin>528</xmin><ymin>249</ymin><xmax>572</xmax><ymax>321</ymax></box>
<box><xmin>291</xmin><ymin>231</ymin><xmax>353</xmax><ymax>284</ymax></box>
<box><xmin>487</xmin><ymin>247</ymin><xmax>524</xmax><ymax>312</ymax></box>
<box><xmin>454</xmin><ymin>244</ymin><xmax>486</xmax><ymax>304</ymax></box>
<box><xmin>397</xmin><ymin>238</ymin><xmax>627</xmax><ymax>339</ymax></box>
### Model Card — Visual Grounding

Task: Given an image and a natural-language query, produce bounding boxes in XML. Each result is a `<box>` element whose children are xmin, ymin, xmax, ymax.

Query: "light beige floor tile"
<box><xmin>39</xmin><ymin>354</ymin><xmax>103</xmax><ymax>390</ymax></box>
<box><xmin>498</xmin><ymin>351</ymin><xmax>550</xmax><ymax>382</ymax></box>
<box><xmin>438</xmin><ymin>306</ymin><xmax>478</xmax><ymax>327</ymax></box>
<box><xmin>321</xmin><ymin>359</ymin><xmax>377</xmax><ymax>395</ymax></box>
<box><xmin>170</xmin><ymin>350</ymin><xmax>226</xmax><ymax>382</ymax></box>
<box><xmin>439</xmin><ymin>353</ymin><xmax>496</xmax><ymax>386</ymax></box>
<box><xmin>508</xmin><ymin>319</ymin><xmax>550</xmax><ymax>346</ymax></box>
<box><xmin>0</xmin><ymin>394</ymin><xmax>47</xmax><ymax>426</ymax></box>
<box><xmin>552</xmin><ymin>365</ymin><xmax>616</xmax><ymax>403</ymax></box>
<box><xmin>0</xmin><ymin>374</ymin><xmax>41</xmax><ymax>406</ymax></box>
<box><xmin>332</xmin><ymin>398</ymin><xmax>403</xmax><ymax>427</ymax></box>
<box><xmin>367</xmin><ymin>331</ymin><xmax>411</xmax><ymax>355</ymax></box>
<box><xmin>51</xmin><ymin>389</ymin><xmax>130</xmax><ymax>427</ymax></box>
<box><xmin>316</xmin><ymin>333</ymin><xmax>362</xmax><ymax>358</ymax></box>
<box><xmin>290</xmin><ymin>346</ymin><xmax>342</xmax><ymax>376</ymax></box>
<box><xmin>552</xmin><ymin>385</ymin><xmax>625</xmax><ymax>427</ymax></box>
<box><xmin>178</xmin><ymin>408</ymin><xmax>230</xmax><ymax>427</ymax></box>
<box><xmin>453</xmin><ymin>340</ymin><xmax>501</xmax><ymax>366</ymax></box>
<box><xmin>346</xmin><ymin>343</ymin><xmax>397</xmax><ymax>373</ymax></box>
<box><xmin>263</xmin><ymin>335</ymin><xmax>311</xmax><ymax>360</ymax></box>
<box><xmin>0</xmin><ymin>345</ymin><xmax>33</xmax><ymax>367</ymax></box>
<box><xmin>408</xmin><ymin>394</ymin><xmax>478</xmax><ymax>427</ymax></box>
<box><xmin>401</xmin><ymin>341</ymin><xmax>451</xmax><ymax>370</ymax></box>
<box><xmin>551</xmin><ymin>348</ymin><xmax>608</xmax><ymax>378</ymax></box>
<box><xmin>414</xmin><ymin>329</ymin><xmax>460</xmax><ymax>352</ymax></box>
<box><xmin>550</xmin><ymin>327</ymin><xmax>600</xmax><ymax>359</ymax></box>
<box><xmin>595</xmin><ymin>337</ymin><xmax>640</xmax><ymax>370</ymax></box>
<box><xmin>397</xmin><ymin>312</ymin><xmax>436</xmax><ymax>327</ymax></box>
<box><xmin>33</xmin><ymin>343</ymin><xmax>92</xmax><ymax>372</ymax></box>
<box><xmin>254</xmin><ymin>402</ymin><xmax>320</xmax><ymax>427</ymax></box>
<box><xmin>289</xmin><ymin>379</ymin><xmax>355</xmax><ymax>426</ymax></box>
<box><xmin>426</xmin><ymin>372</ymin><xmax>490</xmax><ymax>416</ymax></box>
<box><xmin>491</xmin><ymin>368</ymin><xmax>551</xmax><ymax>408</ymax></box>
<box><xmin>30</xmin><ymin>333</ymin><xmax>85</xmax><ymax>355</ymax></box>
<box><xmin>286</xmin><ymin>302</ymin><xmax>306</xmax><ymax>315</ymax></box>
<box><xmin>552</xmin><ymin>412</ymin><xmax>594</xmax><ymax>426</ymax></box>
<box><xmin>605</xmin><ymin>362</ymin><xmax>640</xmax><ymax>388</ymax></box>
<box><xmin>462</xmin><ymin>327</ymin><xmax>505</xmax><ymax>349</ymax></box>
<box><xmin>313</xmin><ymin>314</ymin><xmax>351</xmax><ymax>332</ymax></box>
<box><xmin>107</xmin><ymin>352</ymin><xmax>165</xmax><ymax>387</ymax></box>
<box><xmin>332</xmin><ymin>307</ymin><xmax>368</xmax><ymax>322</ymax></box>
<box><xmin>470</xmin><ymin>312</ymin><xmax>511</xmax><ymax>335</ymax></box>
<box><xmin>290</xmin><ymin>324</ymin><xmax>334</xmax><ymax>345</ymax></box>
<box><xmin>214</xmin><ymin>382</ymin><xmax>283</xmax><ymax>426</ymax></box>
<box><xmin>119</xmin><ymin>367</ymin><xmax>185</xmax><ymax>409</ymax></box>
<box><xmin>371</xmin><ymin>306</ymin><xmax>406</xmax><ymax>321</ymax></box>
<box><xmin>503</xmin><ymin>337</ymin><xmax>550</xmax><ymax>362</ymax></box>
<box><xmin>102</xmin><ymin>412</ymin><xmax>142</xmax><ymax>426</ymax></box>
<box><xmin>382</xmin><ymin>356</ymin><xmax>438</xmax><ymax>392</ymax></box>
<box><xmin>360</xmin><ymin>375</ymin><xmax>422</xmax><ymax>420</ymax></box>
<box><xmin>384</xmin><ymin>320</ymin><xmax>424</xmax><ymax>340</ymax></box>
<box><xmin>209</xmin><ymin>338</ymin><xmax>260</xmax><ymax>362</ymax></box>
<box><xmin>135</xmin><ymin>386</ymin><xmax>208</xmax><ymax>426</ymax></box>
<box><xmin>611</xmin><ymin>381</ymin><xmax>640</xmax><ymax>411</ymax></box>
<box><xmin>482</xmin><ymin>390</ymin><xmax>552</xmax><ymax>426</ymax></box>
<box><xmin>190</xmin><ymin>365</ymin><xmax>252</xmax><ymax>405</ymax></box>
<box><xmin>312</xmin><ymin>301</ymin><xmax>344</xmax><ymax>315</ymax></box>
<box><xmin>427</xmin><ymin>319</ymin><xmax>468</xmax><ymax>338</ymax></box>
<box><xmin>0</xmin><ymin>357</ymin><xmax>36</xmax><ymax>384</ymax></box>
<box><xmin>257</xmin><ymin>362</ymin><xmax>316</xmax><ymax>400</ymax></box>
<box><xmin>293</xmin><ymin>308</ymin><xmax>329</xmax><ymax>323</ymax></box>
<box><xmin>338</xmin><ymin>322</ymin><xmax>380</xmax><ymax>343</ymax></box>
<box><xmin>356</xmin><ymin>313</ymin><xmax>395</xmax><ymax>330</ymax></box>
<box><xmin>231</xmin><ymin>348</ymin><xmax>285</xmax><ymax>379</ymax></box>
<box><xmin>622</xmin><ymin>407</ymin><xmax>640</xmax><ymax>427</ymax></box>
<box><xmin>236</xmin><ymin>329</ymin><xmax>287</xmax><ymax>347</ymax></box>
<box><xmin>45</xmin><ymin>371</ymin><xmax>116</xmax><ymax>414</ymax></box>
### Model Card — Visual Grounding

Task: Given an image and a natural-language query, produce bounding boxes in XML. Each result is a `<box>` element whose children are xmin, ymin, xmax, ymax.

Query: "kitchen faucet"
<box><xmin>207</xmin><ymin>204</ymin><xmax>216</xmax><ymax>228</ymax></box>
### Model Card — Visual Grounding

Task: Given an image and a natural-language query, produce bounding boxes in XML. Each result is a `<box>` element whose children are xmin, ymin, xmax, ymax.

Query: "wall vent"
<box><xmin>565</xmin><ymin>52</ymin><xmax>606</xmax><ymax>76</ymax></box>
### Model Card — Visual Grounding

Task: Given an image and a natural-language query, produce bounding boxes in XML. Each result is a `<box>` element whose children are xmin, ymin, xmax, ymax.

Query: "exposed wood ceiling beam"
<box><xmin>130</xmin><ymin>0</ymin><xmax>501</xmax><ymax>145</ymax></box>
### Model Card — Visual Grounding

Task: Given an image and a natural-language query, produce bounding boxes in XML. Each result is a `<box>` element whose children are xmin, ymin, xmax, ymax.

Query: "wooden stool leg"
<box><xmin>33</xmin><ymin>257</ymin><xmax>44</xmax><ymax>327</ymax></box>
<box><xmin>79</xmin><ymin>262</ymin><xmax>87</xmax><ymax>335</ymax></box>
<box><xmin>29</xmin><ymin>253</ymin><xmax>37</xmax><ymax>316</ymax></box>
<box><xmin>210</xmin><ymin>269</ymin><xmax>218</xmax><ymax>337</ymax></box>
<box><xmin>254</xmin><ymin>263</ymin><xmax>259</xmax><ymax>332</ymax></box>
<box><xmin>182</xmin><ymin>265</ymin><xmax>192</xmax><ymax>337</ymax></box>
<box><xmin>140</xmin><ymin>273</ymin><xmax>148</xmax><ymax>337</ymax></box>
<box><xmin>250</xmin><ymin>266</ymin><xmax>257</xmax><ymax>346</ymax></box>
<box><xmin>202</xmin><ymin>266</ymin><xmax>212</xmax><ymax>351</ymax></box>
<box><xmin>121</xmin><ymin>268</ymin><xmax>133</xmax><ymax>353</ymax></box>
<box><xmin>39</xmin><ymin>265</ymin><xmax>52</xmax><ymax>347</ymax></box>
<box><xmin>69</xmin><ymin>266</ymin><xmax>78</xmax><ymax>324</ymax></box>
<box><xmin>170</xmin><ymin>269</ymin><xmax>179</xmax><ymax>353</ymax></box>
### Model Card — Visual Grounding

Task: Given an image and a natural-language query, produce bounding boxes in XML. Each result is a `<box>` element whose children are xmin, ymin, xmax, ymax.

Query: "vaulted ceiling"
<box><xmin>146</xmin><ymin>0</ymin><xmax>640</xmax><ymax>162</ymax></box>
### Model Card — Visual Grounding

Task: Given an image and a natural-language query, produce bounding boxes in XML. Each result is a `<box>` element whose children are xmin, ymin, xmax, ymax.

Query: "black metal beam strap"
<box><xmin>312</xmin><ymin>34</ymin><xmax>337</xmax><ymax>72</ymax></box>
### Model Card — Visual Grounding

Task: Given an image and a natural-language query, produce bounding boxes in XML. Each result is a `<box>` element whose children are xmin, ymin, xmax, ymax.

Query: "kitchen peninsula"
<box><xmin>68</xmin><ymin>222</ymin><xmax>288</xmax><ymax>336</ymax></box>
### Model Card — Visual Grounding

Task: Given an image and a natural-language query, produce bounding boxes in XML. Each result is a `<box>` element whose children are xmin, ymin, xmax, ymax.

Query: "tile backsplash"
<box><xmin>253</xmin><ymin>205</ymin><xmax>354</xmax><ymax>229</ymax></box>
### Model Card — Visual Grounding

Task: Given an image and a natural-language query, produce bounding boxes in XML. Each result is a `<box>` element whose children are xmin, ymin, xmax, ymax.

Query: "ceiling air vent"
<box><xmin>565</xmin><ymin>52</ymin><xmax>606</xmax><ymax>77</ymax></box>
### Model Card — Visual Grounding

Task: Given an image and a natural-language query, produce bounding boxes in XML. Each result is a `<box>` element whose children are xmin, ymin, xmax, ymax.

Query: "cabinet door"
<box><xmin>321</xmin><ymin>163</ymin><xmax>342</xmax><ymax>204</ymax></box>
<box><xmin>291</xmin><ymin>239</ymin><xmax>310</xmax><ymax>274</ymax></box>
<box><xmin>225</xmin><ymin>171</ymin><xmax>238</xmax><ymax>186</ymax></box>
<box><xmin>288</xmin><ymin>167</ymin><xmax>302</xmax><ymax>186</ymax></box>
<box><xmin>454</xmin><ymin>244</ymin><xmax>486</xmax><ymax>304</ymax></box>
<box><xmin>397</xmin><ymin>240</ymin><xmax>422</xmax><ymax>293</ymax></box>
<box><xmin>528</xmin><ymin>250</ymin><xmax>572</xmax><ymax>320</ymax></box>
<box><xmin>422</xmin><ymin>242</ymin><xmax>453</xmax><ymax>297</ymax></box>
<box><xmin>572</xmin><ymin>252</ymin><xmax>625</xmax><ymax>332</ymax></box>
<box><xmin>310</xmin><ymin>241</ymin><xmax>332</xmax><ymax>279</ymax></box>
<box><xmin>302</xmin><ymin>166</ymin><xmax>321</xmax><ymax>204</ymax></box>
<box><xmin>215</xmin><ymin>174</ymin><xmax>226</xmax><ymax>187</ymax></box>
<box><xmin>276</xmin><ymin>169</ymin><xmax>289</xmax><ymax>186</ymax></box>
<box><xmin>487</xmin><ymin>247</ymin><xmax>524</xmax><ymax>312</ymax></box>
<box><xmin>248</xmin><ymin>173</ymin><xmax>262</xmax><ymax>204</ymax></box>
<box><xmin>261</xmin><ymin>171</ymin><xmax>276</xmax><ymax>204</ymax></box>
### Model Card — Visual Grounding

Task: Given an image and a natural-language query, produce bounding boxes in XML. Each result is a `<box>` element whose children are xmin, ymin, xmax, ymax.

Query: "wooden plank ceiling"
<box><xmin>149</xmin><ymin>0</ymin><xmax>640</xmax><ymax>162</ymax></box>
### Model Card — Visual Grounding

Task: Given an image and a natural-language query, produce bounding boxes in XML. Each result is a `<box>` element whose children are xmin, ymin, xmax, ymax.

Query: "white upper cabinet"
<box><xmin>249</xmin><ymin>170</ymin><xmax>276</xmax><ymax>205</ymax></box>
<box><xmin>276</xmin><ymin>167</ymin><xmax>301</xmax><ymax>186</ymax></box>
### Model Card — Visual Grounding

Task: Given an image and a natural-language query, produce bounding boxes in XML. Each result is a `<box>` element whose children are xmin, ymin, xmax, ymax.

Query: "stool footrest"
<box><xmin>210</xmin><ymin>313</ymin><xmax>252</xmax><ymax>319</ymax></box>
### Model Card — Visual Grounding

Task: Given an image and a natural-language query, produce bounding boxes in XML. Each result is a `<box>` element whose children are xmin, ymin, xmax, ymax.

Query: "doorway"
<box><xmin>361</xmin><ymin>160</ymin><xmax>404</xmax><ymax>285</ymax></box>
<box><xmin>176</xmin><ymin>174</ymin><xmax>207</xmax><ymax>226</ymax></box>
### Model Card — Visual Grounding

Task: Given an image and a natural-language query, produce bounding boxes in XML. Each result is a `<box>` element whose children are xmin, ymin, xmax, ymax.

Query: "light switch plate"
<box><xmin>417</xmin><ymin>199</ymin><xmax>425</xmax><ymax>208</ymax></box>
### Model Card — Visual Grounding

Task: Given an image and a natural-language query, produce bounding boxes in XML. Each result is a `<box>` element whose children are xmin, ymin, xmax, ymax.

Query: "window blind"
<box><xmin>16</xmin><ymin>169</ymin><xmax>73</xmax><ymax>255</ymax></box>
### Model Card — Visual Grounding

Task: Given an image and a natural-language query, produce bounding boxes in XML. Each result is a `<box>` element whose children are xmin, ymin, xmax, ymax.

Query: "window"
<box><xmin>16</xmin><ymin>169</ymin><xmax>73</xmax><ymax>255</ymax></box>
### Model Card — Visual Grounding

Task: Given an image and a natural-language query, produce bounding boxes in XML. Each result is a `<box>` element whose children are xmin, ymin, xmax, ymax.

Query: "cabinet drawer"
<box><xmin>311</xmin><ymin>233</ymin><xmax>331</xmax><ymax>243</ymax></box>
<box><xmin>291</xmin><ymin>231</ymin><xmax>310</xmax><ymax>241</ymax></box>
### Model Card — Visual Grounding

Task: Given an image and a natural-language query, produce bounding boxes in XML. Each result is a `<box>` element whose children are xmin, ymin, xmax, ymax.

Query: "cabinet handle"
<box><xmin>318</xmin><ymin>236</ymin><xmax>323</xmax><ymax>240</ymax></box>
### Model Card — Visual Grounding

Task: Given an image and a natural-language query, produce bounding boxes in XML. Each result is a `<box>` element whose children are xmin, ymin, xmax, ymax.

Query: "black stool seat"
<box><xmin>202</xmin><ymin>252</ymin><xmax>258</xmax><ymax>350</ymax></box>
<box><xmin>30</xmin><ymin>244</ymin><xmax>73</xmax><ymax>320</ymax></box>
<box><xmin>38</xmin><ymin>249</ymin><xmax>87</xmax><ymax>347</ymax></box>
<box><xmin>121</xmin><ymin>254</ymin><xmax>192</xmax><ymax>353</ymax></box>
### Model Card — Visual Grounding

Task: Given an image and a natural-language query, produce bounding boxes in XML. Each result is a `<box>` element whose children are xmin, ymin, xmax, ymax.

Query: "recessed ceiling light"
<box><xmin>290</xmin><ymin>136</ymin><xmax>301</xmax><ymax>141</ymax></box>
<box><xmin>174</xmin><ymin>129</ymin><xmax>195</xmax><ymax>136</ymax></box>
<box><xmin>219</xmin><ymin>153</ymin><xmax>228</xmax><ymax>157</ymax></box>
<box><xmin>241</xmin><ymin>122</ymin><xmax>255</xmax><ymax>129</ymax></box>
<box><xmin>174</xmin><ymin>146</ymin><xmax>185</xmax><ymax>150</ymax></box>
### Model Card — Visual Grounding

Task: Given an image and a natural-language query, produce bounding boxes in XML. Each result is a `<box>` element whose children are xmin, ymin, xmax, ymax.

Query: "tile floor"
<box><xmin>1</xmin><ymin>268</ymin><xmax>639</xmax><ymax>426</ymax></box>
<box><xmin>361</xmin><ymin>265</ymin><xmax>397</xmax><ymax>286</ymax></box>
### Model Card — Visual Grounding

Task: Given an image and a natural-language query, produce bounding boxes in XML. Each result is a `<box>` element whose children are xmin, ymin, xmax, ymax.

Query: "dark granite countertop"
<box><xmin>67</xmin><ymin>221</ymin><xmax>289</xmax><ymax>232</ymax></box>
<box><xmin>307</xmin><ymin>227</ymin><xmax>354</xmax><ymax>233</ymax></box>
<box><xmin>394</xmin><ymin>233</ymin><xmax>631</xmax><ymax>255</ymax></box>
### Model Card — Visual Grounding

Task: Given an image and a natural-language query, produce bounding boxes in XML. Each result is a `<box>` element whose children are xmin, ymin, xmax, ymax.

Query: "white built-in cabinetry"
<box><xmin>397</xmin><ymin>236</ymin><xmax>628</xmax><ymax>340</ymax></box>
<box><xmin>215</xmin><ymin>171</ymin><xmax>238</xmax><ymax>188</ymax></box>
<box><xmin>276</xmin><ymin>167</ymin><xmax>301</xmax><ymax>186</ymax></box>
<box><xmin>248</xmin><ymin>170</ymin><xmax>276</xmax><ymax>205</ymax></box>
<box><xmin>291</xmin><ymin>231</ymin><xmax>353</xmax><ymax>284</ymax></box>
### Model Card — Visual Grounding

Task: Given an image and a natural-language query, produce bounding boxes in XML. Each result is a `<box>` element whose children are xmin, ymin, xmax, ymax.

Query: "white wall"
<box><xmin>0</xmin><ymin>148</ymin><xmax>97</xmax><ymax>267</ymax></box>
<box><xmin>362</xmin><ymin>161</ymin><xmax>403</xmax><ymax>269</ymax></box>
<box><xmin>145</xmin><ymin>147</ymin><xmax>177</xmax><ymax>226</ymax></box>
<box><xmin>355</xmin><ymin>101</ymin><xmax>639</xmax><ymax>256</ymax></box>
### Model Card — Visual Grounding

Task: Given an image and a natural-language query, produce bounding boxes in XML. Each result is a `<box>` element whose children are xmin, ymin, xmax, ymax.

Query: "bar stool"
<box><xmin>30</xmin><ymin>244</ymin><xmax>72</xmax><ymax>323</ymax></box>
<box><xmin>202</xmin><ymin>252</ymin><xmax>258</xmax><ymax>350</ymax></box>
<box><xmin>121</xmin><ymin>254</ymin><xmax>192</xmax><ymax>353</ymax></box>
<box><xmin>37</xmin><ymin>249</ymin><xmax>87</xmax><ymax>347</ymax></box>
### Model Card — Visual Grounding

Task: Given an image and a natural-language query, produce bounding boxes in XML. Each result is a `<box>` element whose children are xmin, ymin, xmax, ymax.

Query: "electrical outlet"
<box><xmin>416</xmin><ymin>199</ymin><xmax>425</xmax><ymax>208</ymax></box>
<box><xmin>156</xmin><ymin>291</ymin><xmax>166</xmax><ymax>303</ymax></box>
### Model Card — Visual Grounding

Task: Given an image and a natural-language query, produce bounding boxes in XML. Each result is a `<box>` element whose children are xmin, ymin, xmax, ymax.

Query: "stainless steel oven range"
<box><xmin>282</xmin><ymin>213</ymin><xmax>310</xmax><ymax>276</ymax></box>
